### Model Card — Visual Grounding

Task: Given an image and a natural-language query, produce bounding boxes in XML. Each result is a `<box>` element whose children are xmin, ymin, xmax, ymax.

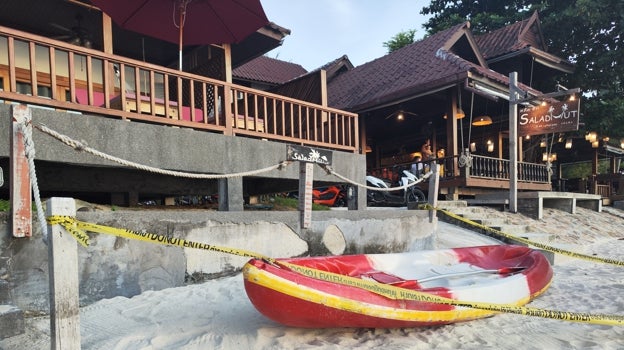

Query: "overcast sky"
<box><xmin>260</xmin><ymin>0</ymin><xmax>432</xmax><ymax>71</ymax></box>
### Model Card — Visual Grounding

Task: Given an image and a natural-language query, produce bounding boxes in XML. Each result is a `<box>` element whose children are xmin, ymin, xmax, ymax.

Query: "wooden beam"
<box><xmin>10</xmin><ymin>105</ymin><xmax>32</xmax><ymax>237</ymax></box>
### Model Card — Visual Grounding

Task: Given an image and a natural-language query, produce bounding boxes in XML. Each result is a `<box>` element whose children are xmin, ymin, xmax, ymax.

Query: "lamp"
<box><xmin>486</xmin><ymin>140</ymin><xmax>494</xmax><ymax>152</ymax></box>
<box><xmin>384</xmin><ymin>109</ymin><xmax>417</xmax><ymax>121</ymax></box>
<box><xmin>592</xmin><ymin>140</ymin><xmax>599</xmax><ymax>148</ymax></box>
<box><xmin>456</xmin><ymin>87</ymin><xmax>465</xmax><ymax>119</ymax></box>
<box><xmin>540</xmin><ymin>138</ymin><xmax>547</xmax><ymax>148</ymax></box>
<box><xmin>365</xmin><ymin>145</ymin><xmax>372</xmax><ymax>153</ymax></box>
<box><xmin>585</xmin><ymin>132</ymin><xmax>597</xmax><ymax>142</ymax></box>
<box><xmin>472</xmin><ymin>115</ymin><xmax>492</xmax><ymax>126</ymax></box>
<box><xmin>565</xmin><ymin>138</ymin><xmax>573</xmax><ymax>149</ymax></box>
<box><xmin>456</xmin><ymin>108</ymin><xmax>465</xmax><ymax>119</ymax></box>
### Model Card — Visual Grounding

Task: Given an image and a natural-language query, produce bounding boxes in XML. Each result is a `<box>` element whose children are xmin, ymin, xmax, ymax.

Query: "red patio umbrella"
<box><xmin>90</xmin><ymin>0</ymin><xmax>269</xmax><ymax>70</ymax></box>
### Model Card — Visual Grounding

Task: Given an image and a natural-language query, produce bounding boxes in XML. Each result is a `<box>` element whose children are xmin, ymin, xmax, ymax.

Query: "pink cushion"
<box><xmin>181</xmin><ymin>106</ymin><xmax>204</xmax><ymax>122</ymax></box>
<box><xmin>75</xmin><ymin>88</ymin><xmax>108</xmax><ymax>106</ymax></box>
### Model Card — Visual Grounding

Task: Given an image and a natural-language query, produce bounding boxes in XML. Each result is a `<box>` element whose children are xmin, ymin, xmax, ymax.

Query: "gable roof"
<box><xmin>327</xmin><ymin>22</ymin><xmax>516</xmax><ymax>112</ymax></box>
<box><xmin>475</xmin><ymin>11</ymin><xmax>545</xmax><ymax>60</ymax></box>
<box><xmin>308</xmin><ymin>55</ymin><xmax>354</xmax><ymax>83</ymax></box>
<box><xmin>233</xmin><ymin>55</ymin><xmax>307</xmax><ymax>85</ymax></box>
<box><xmin>475</xmin><ymin>11</ymin><xmax>574</xmax><ymax>73</ymax></box>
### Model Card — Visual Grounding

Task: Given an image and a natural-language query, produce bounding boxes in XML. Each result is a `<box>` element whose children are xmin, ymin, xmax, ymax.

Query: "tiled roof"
<box><xmin>233</xmin><ymin>55</ymin><xmax>307</xmax><ymax>85</ymax></box>
<box><xmin>310</xmin><ymin>55</ymin><xmax>352</xmax><ymax>73</ymax></box>
<box><xmin>327</xmin><ymin>22</ymin><xmax>518</xmax><ymax>111</ymax></box>
<box><xmin>327</xmin><ymin>23</ymin><xmax>468</xmax><ymax>111</ymax></box>
<box><xmin>475</xmin><ymin>12</ymin><xmax>543</xmax><ymax>59</ymax></box>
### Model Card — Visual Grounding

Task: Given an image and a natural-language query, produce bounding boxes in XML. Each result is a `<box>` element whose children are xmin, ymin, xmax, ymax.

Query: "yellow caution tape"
<box><xmin>259</xmin><ymin>263</ymin><xmax>624</xmax><ymax>326</ymax></box>
<box><xmin>46</xmin><ymin>215</ymin><xmax>624</xmax><ymax>326</ymax></box>
<box><xmin>46</xmin><ymin>215</ymin><xmax>271</xmax><ymax>261</ymax></box>
<box><xmin>434</xmin><ymin>207</ymin><xmax>624</xmax><ymax>267</ymax></box>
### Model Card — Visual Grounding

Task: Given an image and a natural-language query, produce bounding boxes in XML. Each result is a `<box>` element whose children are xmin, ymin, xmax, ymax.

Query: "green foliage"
<box><xmin>383</xmin><ymin>29</ymin><xmax>417</xmax><ymax>53</ymax></box>
<box><xmin>421</xmin><ymin>0</ymin><xmax>624</xmax><ymax>138</ymax></box>
<box><xmin>0</xmin><ymin>199</ymin><xmax>8</xmax><ymax>212</ymax></box>
<box><xmin>560</xmin><ymin>159</ymin><xmax>612</xmax><ymax>179</ymax></box>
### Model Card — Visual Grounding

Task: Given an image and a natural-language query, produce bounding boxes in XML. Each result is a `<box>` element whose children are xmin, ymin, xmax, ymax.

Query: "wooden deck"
<box><xmin>0</xmin><ymin>25</ymin><xmax>359</xmax><ymax>153</ymax></box>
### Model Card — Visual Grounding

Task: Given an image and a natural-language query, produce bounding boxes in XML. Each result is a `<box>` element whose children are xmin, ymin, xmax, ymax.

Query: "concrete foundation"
<box><xmin>517</xmin><ymin>191</ymin><xmax>602</xmax><ymax>219</ymax></box>
<box><xmin>0</xmin><ymin>206</ymin><xmax>435</xmax><ymax>314</ymax></box>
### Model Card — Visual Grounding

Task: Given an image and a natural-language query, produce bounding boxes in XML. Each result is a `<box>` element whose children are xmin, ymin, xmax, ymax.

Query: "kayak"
<box><xmin>242</xmin><ymin>245</ymin><xmax>553</xmax><ymax>328</ymax></box>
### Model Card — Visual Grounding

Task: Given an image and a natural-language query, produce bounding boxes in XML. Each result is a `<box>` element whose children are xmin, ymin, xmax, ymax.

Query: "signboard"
<box><xmin>518</xmin><ymin>98</ymin><xmax>580</xmax><ymax>136</ymax></box>
<box><xmin>287</xmin><ymin>145</ymin><xmax>332</xmax><ymax>165</ymax></box>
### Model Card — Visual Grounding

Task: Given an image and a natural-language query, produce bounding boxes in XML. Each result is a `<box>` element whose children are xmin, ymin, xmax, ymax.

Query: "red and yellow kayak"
<box><xmin>243</xmin><ymin>245</ymin><xmax>553</xmax><ymax>328</ymax></box>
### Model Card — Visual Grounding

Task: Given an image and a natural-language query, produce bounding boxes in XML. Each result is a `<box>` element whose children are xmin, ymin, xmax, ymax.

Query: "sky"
<box><xmin>260</xmin><ymin>0</ymin><xmax>432</xmax><ymax>71</ymax></box>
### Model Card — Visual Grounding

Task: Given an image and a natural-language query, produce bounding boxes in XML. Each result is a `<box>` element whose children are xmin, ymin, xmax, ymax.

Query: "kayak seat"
<box><xmin>360</xmin><ymin>271</ymin><xmax>422</xmax><ymax>289</ymax></box>
<box><xmin>361</xmin><ymin>271</ymin><xmax>404</xmax><ymax>284</ymax></box>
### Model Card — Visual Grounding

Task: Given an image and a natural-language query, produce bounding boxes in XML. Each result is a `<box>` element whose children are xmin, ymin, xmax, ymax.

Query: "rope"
<box><xmin>319</xmin><ymin>164</ymin><xmax>432</xmax><ymax>192</ymax></box>
<box><xmin>33</xmin><ymin>123</ymin><xmax>292</xmax><ymax>179</ymax></box>
<box><xmin>30</xmin><ymin>122</ymin><xmax>430</xmax><ymax>195</ymax></box>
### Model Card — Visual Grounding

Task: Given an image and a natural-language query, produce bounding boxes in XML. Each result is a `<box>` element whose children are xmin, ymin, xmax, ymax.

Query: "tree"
<box><xmin>383</xmin><ymin>29</ymin><xmax>417</xmax><ymax>53</ymax></box>
<box><xmin>421</xmin><ymin>0</ymin><xmax>624</xmax><ymax>138</ymax></box>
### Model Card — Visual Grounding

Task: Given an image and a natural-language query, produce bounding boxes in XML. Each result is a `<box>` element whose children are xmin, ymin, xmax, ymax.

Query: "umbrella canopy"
<box><xmin>91</xmin><ymin>0</ymin><xmax>269</xmax><ymax>69</ymax></box>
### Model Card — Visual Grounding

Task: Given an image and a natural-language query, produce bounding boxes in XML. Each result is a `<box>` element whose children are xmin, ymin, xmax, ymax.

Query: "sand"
<box><xmin>0</xmin><ymin>207</ymin><xmax>622</xmax><ymax>350</ymax></box>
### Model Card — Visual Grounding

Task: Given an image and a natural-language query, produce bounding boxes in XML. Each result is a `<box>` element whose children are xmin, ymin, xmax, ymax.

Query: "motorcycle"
<box><xmin>366</xmin><ymin>170</ymin><xmax>427</xmax><ymax>207</ymax></box>
<box><xmin>313</xmin><ymin>185</ymin><xmax>347</xmax><ymax>207</ymax></box>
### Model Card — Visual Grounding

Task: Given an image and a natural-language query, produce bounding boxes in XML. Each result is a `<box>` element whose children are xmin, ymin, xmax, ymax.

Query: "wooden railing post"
<box><xmin>428</xmin><ymin>163</ymin><xmax>440</xmax><ymax>223</ymax></box>
<box><xmin>10</xmin><ymin>104</ymin><xmax>32</xmax><ymax>237</ymax></box>
<box><xmin>223</xmin><ymin>84</ymin><xmax>234</xmax><ymax>135</ymax></box>
<box><xmin>46</xmin><ymin>197</ymin><xmax>80</xmax><ymax>350</ymax></box>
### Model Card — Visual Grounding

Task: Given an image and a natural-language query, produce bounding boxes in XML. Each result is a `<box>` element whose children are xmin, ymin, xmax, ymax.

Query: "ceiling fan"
<box><xmin>50</xmin><ymin>14</ymin><xmax>92</xmax><ymax>48</ymax></box>
<box><xmin>384</xmin><ymin>110</ymin><xmax>418</xmax><ymax>121</ymax></box>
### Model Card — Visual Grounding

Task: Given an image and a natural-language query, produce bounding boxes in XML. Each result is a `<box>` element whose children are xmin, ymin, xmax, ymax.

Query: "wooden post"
<box><xmin>428</xmin><ymin>164</ymin><xmax>440</xmax><ymax>223</ymax></box>
<box><xmin>46</xmin><ymin>198</ymin><xmax>80</xmax><ymax>350</ymax></box>
<box><xmin>10</xmin><ymin>105</ymin><xmax>32</xmax><ymax>237</ymax></box>
<box><xmin>299</xmin><ymin>162</ymin><xmax>313</xmax><ymax>229</ymax></box>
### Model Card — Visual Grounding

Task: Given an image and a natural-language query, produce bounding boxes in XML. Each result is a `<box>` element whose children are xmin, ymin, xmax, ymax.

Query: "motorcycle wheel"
<box><xmin>367</xmin><ymin>191</ymin><xmax>384</xmax><ymax>206</ymax></box>
<box><xmin>406</xmin><ymin>188</ymin><xmax>427</xmax><ymax>204</ymax></box>
<box><xmin>334</xmin><ymin>197</ymin><xmax>346</xmax><ymax>207</ymax></box>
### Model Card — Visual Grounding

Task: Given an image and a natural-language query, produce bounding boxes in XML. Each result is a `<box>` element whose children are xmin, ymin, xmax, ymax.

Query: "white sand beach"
<box><xmin>1</xmin><ymin>206</ymin><xmax>622</xmax><ymax>350</ymax></box>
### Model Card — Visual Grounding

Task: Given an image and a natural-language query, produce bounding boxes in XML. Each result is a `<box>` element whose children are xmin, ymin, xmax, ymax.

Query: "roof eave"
<box><xmin>528</xmin><ymin>47</ymin><xmax>575</xmax><ymax>74</ymax></box>
<box><xmin>485</xmin><ymin>46</ymin><xmax>575</xmax><ymax>74</ymax></box>
<box><xmin>350</xmin><ymin>72</ymin><xmax>470</xmax><ymax>113</ymax></box>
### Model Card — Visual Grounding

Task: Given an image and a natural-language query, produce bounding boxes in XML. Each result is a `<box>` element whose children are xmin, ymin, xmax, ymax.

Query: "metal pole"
<box><xmin>509</xmin><ymin>72</ymin><xmax>518</xmax><ymax>212</ymax></box>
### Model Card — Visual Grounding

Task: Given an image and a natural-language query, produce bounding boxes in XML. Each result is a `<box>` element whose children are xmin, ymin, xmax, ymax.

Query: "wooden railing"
<box><xmin>0</xmin><ymin>26</ymin><xmax>359</xmax><ymax>152</ymax></box>
<box><xmin>369</xmin><ymin>154</ymin><xmax>550</xmax><ymax>187</ymax></box>
<box><xmin>466</xmin><ymin>155</ymin><xmax>549</xmax><ymax>182</ymax></box>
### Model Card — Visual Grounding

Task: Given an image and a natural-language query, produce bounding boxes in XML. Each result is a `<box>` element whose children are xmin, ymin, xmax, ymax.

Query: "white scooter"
<box><xmin>366</xmin><ymin>170</ymin><xmax>426</xmax><ymax>206</ymax></box>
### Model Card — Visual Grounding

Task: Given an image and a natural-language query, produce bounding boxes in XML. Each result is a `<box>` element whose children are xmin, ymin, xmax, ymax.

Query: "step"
<box><xmin>0</xmin><ymin>305</ymin><xmax>24</xmax><ymax>339</ymax></box>
<box><xmin>436</xmin><ymin>200</ymin><xmax>468</xmax><ymax>209</ymax></box>
<box><xmin>489</xmin><ymin>224</ymin><xmax>531</xmax><ymax>235</ymax></box>
<box><xmin>0</xmin><ymin>281</ymin><xmax>9</xmax><ymax>304</ymax></box>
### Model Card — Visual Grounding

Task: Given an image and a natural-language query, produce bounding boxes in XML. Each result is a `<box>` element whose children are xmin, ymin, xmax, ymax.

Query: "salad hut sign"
<box><xmin>519</xmin><ymin>97</ymin><xmax>580</xmax><ymax>136</ymax></box>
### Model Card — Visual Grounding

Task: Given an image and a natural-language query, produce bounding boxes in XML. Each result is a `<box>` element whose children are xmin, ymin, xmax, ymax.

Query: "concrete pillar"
<box><xmin>218</xmin><ymin>177</ymin><xmax>244</xmax><ymax>211</ymax></box>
